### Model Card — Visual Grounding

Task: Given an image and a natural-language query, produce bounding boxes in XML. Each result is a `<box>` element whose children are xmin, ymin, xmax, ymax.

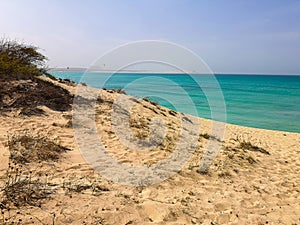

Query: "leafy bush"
<box><xmin>0</xmin><ymin>38</ymin><xmax>48</xmax><ymax>79</ymax></box>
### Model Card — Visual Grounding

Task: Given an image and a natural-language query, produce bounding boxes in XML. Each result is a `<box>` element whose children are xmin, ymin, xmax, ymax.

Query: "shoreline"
<box><xmin>49</xmin><ymin>73</ymin><xmax>300</xmax><ymax>134</ymax></box>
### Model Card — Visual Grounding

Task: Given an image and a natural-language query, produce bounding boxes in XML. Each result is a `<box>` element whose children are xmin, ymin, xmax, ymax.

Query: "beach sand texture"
<box><xmin>0</xmin><ymin>77</ymin><xmax>299</xmax><ymax>224</ymax></box>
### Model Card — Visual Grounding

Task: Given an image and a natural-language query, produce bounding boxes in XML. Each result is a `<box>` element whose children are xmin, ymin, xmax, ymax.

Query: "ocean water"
<box><xmin>50</xmin><ymin>72</ymin><xmax>300</xmax><ymax>133</ymax></box>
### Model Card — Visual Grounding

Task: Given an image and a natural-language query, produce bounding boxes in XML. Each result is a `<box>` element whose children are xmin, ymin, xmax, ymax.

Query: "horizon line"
<box><xmin>48</xmin><ymin>68</ymin><xmax>300</xmax><ymax>76</ymax></box>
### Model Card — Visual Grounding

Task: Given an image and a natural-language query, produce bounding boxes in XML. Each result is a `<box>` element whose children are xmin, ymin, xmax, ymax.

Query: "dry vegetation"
<box><xmin>0</xmin><ymin>162</ymin><xmax>52</xmax><ymax>209</ymax></box>
<box><xmin>239</xmin><ymin>140</ymin><xmax>270</xmax><ymax>155</ymax></box>
<box><xmin>0</xmin><ymin>78</ymin><xmax>73</xmax><ymax>112</ymax></box>
<box><xmin>0</xmin><ymin>133</ymin><xmax>61</xmax><ymax>223</ymax></box>
<box><xmin>8</xmin><ymin>132</ymin><xmax>70</xmax><ymax>164</ymax></box>
<box><xmin>0</xmin><ymin>132</ymin><xmax>108</xmax><ymax>224</ymax></box>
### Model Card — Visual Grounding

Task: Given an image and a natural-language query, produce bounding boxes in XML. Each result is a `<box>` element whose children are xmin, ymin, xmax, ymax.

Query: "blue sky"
<box><xmin>1</xmin><ymin>0</ymin><xmax>300</xmax><ymax>74</ymax></box>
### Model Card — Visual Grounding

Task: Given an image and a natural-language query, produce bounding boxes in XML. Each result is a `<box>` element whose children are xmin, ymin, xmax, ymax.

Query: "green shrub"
<box><xmin>0</xmin><ymin>38</ymin><xmax>48</xmax><ymax>79</ymax></box>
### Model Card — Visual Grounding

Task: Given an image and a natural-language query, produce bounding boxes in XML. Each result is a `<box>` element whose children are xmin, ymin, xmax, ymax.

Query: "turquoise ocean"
<box><xmin>50</xmin><ymin>72</ymin><xmax>300</xmax><ymax>133</ymax></box>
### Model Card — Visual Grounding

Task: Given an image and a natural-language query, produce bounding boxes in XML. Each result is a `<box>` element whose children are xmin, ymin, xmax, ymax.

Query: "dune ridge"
<box><xmin>0</xmin><ymin>76</ymin><xmax>299</xmax><ymax>224</ymax></box>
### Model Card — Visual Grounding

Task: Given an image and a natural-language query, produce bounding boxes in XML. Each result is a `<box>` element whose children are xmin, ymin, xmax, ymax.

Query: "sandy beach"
<box><xmin>0</xmin><ymin>77</ymin><xmax>299</xmax><ymax>225</ymax></box>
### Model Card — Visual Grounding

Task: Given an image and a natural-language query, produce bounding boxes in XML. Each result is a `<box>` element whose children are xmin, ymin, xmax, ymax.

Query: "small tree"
<box><xmin>0</xmin><ymin>38</ymin><xmax>48</xmax><ymax>79</ymax></box>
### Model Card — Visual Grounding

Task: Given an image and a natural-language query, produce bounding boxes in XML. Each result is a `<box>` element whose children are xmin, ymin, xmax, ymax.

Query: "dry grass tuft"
<box><xmin>7</xmin><ymin>132</ymin><xmax>70</xmax><ymax>164</ymax></box>
<box><xmin>129</xmin><ymin>114</ymin><xmax>150</xmax><ymax>140</ymax></box>
<box><xmin>106</xmin><ymin>88</ymin><xmax>126</xmax><ymax>94</ymax></box>
<box><xmin>169</xmin><ymin>110</ymin><xmax>177</xmax><ymax>116</ymax></box>
<box><xmin>199</xmin><ymin>133</ymin><xmax>210</xmax><ymax>139</ymax></box>
<box><xmin>218</xmin><ymin>170</ymin><xmax>231</xmax><ymax>178</ymax></box>
<box><xmin>222</xmin><ymin>146</ymin><xmax>258</xmax><ymax>165</ymax></box>
<box><xmin>199</xmin><ymin>133</ymin><xmax>222</xmax><ymax>142</ymax></box>
<box><xmin>18</xmin><ymin>107</ymin><xmax>46</xmax><ymax>116</ymax></box>
<box><xmin>239</xmin><ymin>141</ymin><xmax>270</xmax><ymax>155</ymax></box>
<box><xmin>62</xmin><ymin>176</ymin><xmax>109</xmax><ymax>196</ymax></box>
<box><xmin>0</xmin><ymin>163</ymin><xmax>53</xmax><ymax>209</ymax></box>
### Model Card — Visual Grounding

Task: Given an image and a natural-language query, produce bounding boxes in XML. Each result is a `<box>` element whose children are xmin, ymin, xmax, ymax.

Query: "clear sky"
<box><xmin>1</xmin><ymin>0</ymin><xmax>300</xmax><ymax>74</ymax></box>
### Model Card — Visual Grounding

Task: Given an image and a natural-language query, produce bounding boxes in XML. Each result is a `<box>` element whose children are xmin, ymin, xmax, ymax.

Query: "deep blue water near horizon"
<box><xmin>50</xmin><ymin>72</ymin><xmax>300</xmax><ymax>133</ymax></box>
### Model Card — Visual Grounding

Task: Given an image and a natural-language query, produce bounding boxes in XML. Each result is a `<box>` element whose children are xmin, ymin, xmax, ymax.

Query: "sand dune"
<box><xmin>0</xmin><ymin>77</ymin><xmax>299</xmax><ymax>224</ymax></box>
